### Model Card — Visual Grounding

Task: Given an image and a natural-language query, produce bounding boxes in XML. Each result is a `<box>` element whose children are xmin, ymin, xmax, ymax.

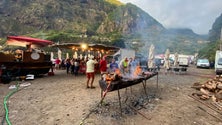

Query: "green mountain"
<box><xmin>0</xmin><ymin>0</ymin><xmax>208</xmax><ymax>55</ymax></box>
<box><xmin>0</xmin><ymin>0</ymin><xmax>117</xmax><ymax>36</ymax></box>
<box><xmin>198</xmin><ymin>13</ymin><xmax>222</xmax><ymax>61</ymax></box>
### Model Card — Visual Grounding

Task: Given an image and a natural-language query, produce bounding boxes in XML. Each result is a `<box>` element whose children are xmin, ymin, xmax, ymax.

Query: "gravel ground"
<box><xmin>1</xmin><ymin>65</ymin><xmax>222</xmax><ymax>125</ymax></box>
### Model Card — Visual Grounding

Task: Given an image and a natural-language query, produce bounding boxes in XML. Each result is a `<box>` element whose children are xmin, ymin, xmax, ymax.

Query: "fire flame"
<box><xmin>133</xmin><ymin>65</ymin><xmax>142</xmax><ymax>77</ymax></box>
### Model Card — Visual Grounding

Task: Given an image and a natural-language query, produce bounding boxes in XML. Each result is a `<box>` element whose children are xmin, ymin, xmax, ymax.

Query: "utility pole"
<box><xmin>221</xmin><ymin>27</ymin><xmax>222</xmax><ymax>41</ymax></box>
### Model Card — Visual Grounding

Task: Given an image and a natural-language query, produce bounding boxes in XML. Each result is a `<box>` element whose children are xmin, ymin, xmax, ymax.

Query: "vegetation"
<box><xmin>198</xmin><ymin>40</ymin><xmax>221</xmax><ymax>62</ymax></box>
<box><xmin>0</xmin><ymin>0</ymin><xmax>221</xmax><ymax>57</ymax></box>
<box><xmin>198</xmin><ymin>14</ymin><xmax>222</xmax><ymax>61</ymax></box>
<box><xmin>105</xmin><ymin>0</ymin><xmax>123</xmax><ymax>6</ymax></box>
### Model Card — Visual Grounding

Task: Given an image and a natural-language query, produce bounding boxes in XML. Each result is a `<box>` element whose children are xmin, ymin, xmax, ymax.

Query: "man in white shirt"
<box><xmin>86</xmin><ymin>56</ymin><xmax>98</xmax><ymax>88</ymax></box>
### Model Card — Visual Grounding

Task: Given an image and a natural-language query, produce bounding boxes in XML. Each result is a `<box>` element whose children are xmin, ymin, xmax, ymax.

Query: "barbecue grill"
<box><xmin>98</xmin><ymin>72</ymin><xmax>158</xmax><ymax>114</ymax></box>
<box><xmin>99</xmin><ymin>72</ymin><xmax>158</xmax><ymax>92</ymax></box>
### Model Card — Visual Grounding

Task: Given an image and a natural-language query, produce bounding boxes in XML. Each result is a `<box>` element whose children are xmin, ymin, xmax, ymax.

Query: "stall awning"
<box><xmin>7</xmin><ymin>36</ymin><xmax>54</xmax><ymax>47</ymax></box>
<box><xmin>52</xmin><ymin>43</ymin><xmax>119</xmax><ymax>51</ymax></box>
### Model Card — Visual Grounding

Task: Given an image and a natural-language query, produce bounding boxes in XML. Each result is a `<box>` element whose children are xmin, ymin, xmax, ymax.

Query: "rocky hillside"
<box><xmin>97</xmin><ymin>3</ymin><xmax>164</xmax><ymax>34</ymax></box>
<box><xmin>0</xmin><ymin>1</ymin><xmax>164</xmax><ymax>37</ymax></box>
<box><xmin>198</xmin><ymin>13</ymin><xmax>222</xmax><ymax>61</ymax></box>
<box><xmin>0</xmin><ymin>0</ymin><xmax>208</xmax><ymax>54</ymax></box>
<box><xmin>0</xmin><ymin>0</ymin><xmax>117</xmax><ymax>36</ymax></box>
<box><xmin>208</xmin><ymin>13</ymin><xmax>222</xmax><ymax>42</ymax></box>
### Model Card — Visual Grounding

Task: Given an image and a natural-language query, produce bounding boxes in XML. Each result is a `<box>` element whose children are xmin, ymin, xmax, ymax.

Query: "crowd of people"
<box><xmin>53</xmin><ymin>57</ymin><xmax>96</xmax><ymax>75</ymax></box>
<box><xmin>52</xmin><ymin>56</ymin><xmax>141</xmax><ymax>89</ymax></box>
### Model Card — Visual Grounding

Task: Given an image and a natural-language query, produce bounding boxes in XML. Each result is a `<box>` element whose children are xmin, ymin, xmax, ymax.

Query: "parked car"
<box><xmin>196</xmin><ymin>59</ymin><xmax>210</xmax><ymax>68</ymax></box>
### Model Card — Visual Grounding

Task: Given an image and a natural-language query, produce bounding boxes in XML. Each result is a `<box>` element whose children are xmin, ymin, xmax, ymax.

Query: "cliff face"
<box><xmin>0</xmin><ymin>0</ymin><xmax>208</xmax><ymax>54</ymax></box>
<box><xmin>96</xmin><ymin>3</ymin><xmax>164</xmax><ymax>34</ymax></box>
<box><xmin>0</xmin><ymin>1</ymin><xmax>163</xmax><ymax>37</ymax></box>
<box><xmin>0</xmin><ymin>0</ymin><xmax>116</xmax><ymax>36</ymax></box>
<box><xmin>208</xmin><ymin>13</ymin><xmax>222</xmax><ymax>42</ymax></box>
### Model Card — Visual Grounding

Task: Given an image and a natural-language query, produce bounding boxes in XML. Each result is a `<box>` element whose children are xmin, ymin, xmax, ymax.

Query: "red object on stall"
<box><xmin>7</xmin><ymin>36</ymin><xmax>53</xmax><ymax>47</ymax></box>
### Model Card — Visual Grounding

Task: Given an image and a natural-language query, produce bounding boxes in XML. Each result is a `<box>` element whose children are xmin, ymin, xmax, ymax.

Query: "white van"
<box><xmin>178</xmin><ymin>56</ymin><xmax>189</xmax><ymax>67</ymax></box>
<box><xmin>215</xmin><ymin>50</ymin><xmax>222</xmax><ymax>75</ymax></box>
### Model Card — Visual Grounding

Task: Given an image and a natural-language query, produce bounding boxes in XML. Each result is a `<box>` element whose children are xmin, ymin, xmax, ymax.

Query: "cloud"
<box><xmin>119</xmin><ymin>0</ymin><xmax>222</xmax><ymax>34</ymax></box>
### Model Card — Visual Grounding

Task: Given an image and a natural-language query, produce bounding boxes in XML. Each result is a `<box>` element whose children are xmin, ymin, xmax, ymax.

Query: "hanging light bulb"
<box><xmin>81</xmin><ymin>43</ymin><xmax>88</xmax><ymax>50</ymax></box>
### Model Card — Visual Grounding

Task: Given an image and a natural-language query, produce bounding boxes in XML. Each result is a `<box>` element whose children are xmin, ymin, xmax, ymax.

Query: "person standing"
<box><xmin>119</xmin><ymin>57</ymin><xmax>129</xmax><ymax>75</ymax></box>
<box><xmin>129</xmin><ymin>57</ymin><xmax>138</xmax><ymax>74</ymax></box>
<box><xmin>65</xmin><ymin>58</ymin><xmax>71</xmax><ymax>74</ymax></box>
<box><xmin>99</xmin><ymin>56</ymin><xmax>107</xmax><ymax>75</ymax></box>
<box><xmin>109</xmin><ymin>58</ymin><xmax>119</xmax><ymax>72</ymax></box>
<box><xmin>128</xmin><ymin>57</ymin><xmax>133</xmax><ymax>74</ymax></box>
<box><xmin>86</xmin><ymin>56</ymin><xmax>98</xmax><ymax>89</ymax></box>
<box><xmin>131</xmin><ymin>57</ymin><xmax>138</xmax><ymax>67</ymax></box>
<box><xmin>74</xmin><ymin>58</ymin><xmax>80</xmax><ymax>76</ymax></box>
<box><xmin>55</xmin><ymin>58</ymin><xmax>61</xmax><ymax>70</ymax></box>
<box><xmin>70</xmin><ymin>58</ymin><xmax>75</xmax><ymax>74</ymax></box>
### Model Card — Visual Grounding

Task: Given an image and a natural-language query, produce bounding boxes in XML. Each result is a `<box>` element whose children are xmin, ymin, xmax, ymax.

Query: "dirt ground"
<box><xmin>1</xmin><ymin>65</ymin><xmax>222</xmax><ymax>125</ymax></box>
